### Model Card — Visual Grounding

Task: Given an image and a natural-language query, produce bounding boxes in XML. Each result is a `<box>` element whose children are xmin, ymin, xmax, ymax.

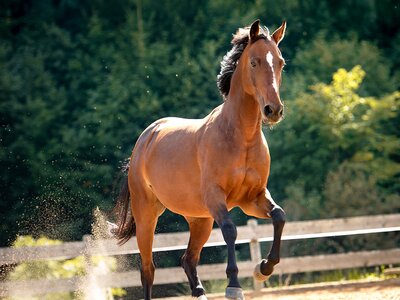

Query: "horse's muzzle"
<box><xmin>264</xmin><ymin>104</ymin><xmax>284</xmax><ymax>124</ymax></box>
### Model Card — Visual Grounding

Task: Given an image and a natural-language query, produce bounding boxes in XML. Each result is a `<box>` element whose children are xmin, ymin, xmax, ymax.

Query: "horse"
<box><xmin>112</xmin><ymin>19</ymin><xmax>287</xmax><ymax>300</ymax></box>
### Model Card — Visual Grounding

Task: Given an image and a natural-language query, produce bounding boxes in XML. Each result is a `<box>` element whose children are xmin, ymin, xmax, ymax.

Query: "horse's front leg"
<box><xmin>255</xmin><ymin>205</ymin><xmax>286</xmax><ymax>280</ymax></box>
<box><xmin>242</xmin><ymin>189</ymin><xmax>286</xmax><ymax>281</ymax></box>
<box><xmin>205</xmin><ymin>185</ymin><xmax>244</xmax><ymax>300</ymax></box>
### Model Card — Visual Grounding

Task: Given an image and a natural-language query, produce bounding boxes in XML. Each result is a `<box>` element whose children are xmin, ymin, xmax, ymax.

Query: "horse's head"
<box><xmin>241</xmin><ymin>20</ymin><xmax>286</xmax><ymax>125</ymax></box>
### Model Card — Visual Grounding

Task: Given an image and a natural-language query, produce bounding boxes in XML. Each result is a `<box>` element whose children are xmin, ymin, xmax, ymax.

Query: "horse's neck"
<box><xmin>220</xmin><ymin>81</ymin><xmax>262</xmax><ymax>142</ymax></box>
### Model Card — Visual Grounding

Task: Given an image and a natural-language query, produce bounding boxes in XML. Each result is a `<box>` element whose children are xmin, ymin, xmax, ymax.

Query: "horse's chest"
<box><xmin>229</xmin><ymin>166</ymin><xmax>266</xmax><ymax>201</ymax></box>
<box><xmin>245</xmin><ymin>167</ymin><xmax>265</xmax><ymax>185</ymax></box>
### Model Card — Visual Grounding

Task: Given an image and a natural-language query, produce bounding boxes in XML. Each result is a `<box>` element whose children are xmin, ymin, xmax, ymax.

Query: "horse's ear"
<box><xmin>249</xmin><ymin>19</ymin><xmax>260</xmax><ymax>41</ymax></box>
<box><xmin>272</xmin><ymin>20</ymin><xmax>286</xmax><ymax>45</ymax></box>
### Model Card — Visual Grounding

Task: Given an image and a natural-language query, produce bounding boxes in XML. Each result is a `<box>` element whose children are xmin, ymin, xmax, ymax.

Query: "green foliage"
<box><xmin>0</xmin><ymin>0</ymin><xmax>399</xmax><ymax>266</ymax></box>
<box><xmin>288</xmin><ymin>34</ymin><xmax>397</xmax><ymax>98</ymax></box>
<box><xmin>323</xmin><ymin>162</ymin><xmax>400</xmax><ymax>218</ymax></box>
<box><xmin>269</xmin><ymin>66</ymin><xmax>400</xmax><ymax>221</ymax></box>
<box><xmin>5</xmin><ymin>236</ymin><xmax>82</xmax><ymax>300</ymax></box>
<box><xmin>1</xmin><ymin>2</ymin><xmax>399</xmax><ymax>298</ymax></box>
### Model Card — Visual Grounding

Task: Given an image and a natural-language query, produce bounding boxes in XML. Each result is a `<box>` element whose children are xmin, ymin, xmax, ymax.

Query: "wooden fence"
<box><xmin>1</xmin><ymin>214</ymin><xmax>400</xmax><ymax>297</ymax></box>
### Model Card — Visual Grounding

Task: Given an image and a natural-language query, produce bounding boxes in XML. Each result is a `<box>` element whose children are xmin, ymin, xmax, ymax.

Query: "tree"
<box><xmin>289</xmin><ymin>34</ymin><xmax>397</xmax><ymax>98</ymax></box>
<box><xmin>1</xmin><ymin>0</ymin><xmax>399</xmax><ymax>250</ymax></box>
<box><xmin>268</xmin><ymin>66</ymin><xmax>400</xmax><ymax>220</ymax></box>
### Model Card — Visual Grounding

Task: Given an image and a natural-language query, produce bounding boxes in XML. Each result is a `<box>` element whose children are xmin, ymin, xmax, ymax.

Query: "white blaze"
<box><xmin>266</xmin><ymin>51</ymin><xmax>278</xmax><ymax>93</ymax></box>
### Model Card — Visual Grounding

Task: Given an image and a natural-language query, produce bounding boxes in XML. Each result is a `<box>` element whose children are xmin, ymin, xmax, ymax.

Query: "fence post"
<box><xmin>247</xmin><ymin>219</ymin><xmax>263</xmax><ymax>292</ymax></box>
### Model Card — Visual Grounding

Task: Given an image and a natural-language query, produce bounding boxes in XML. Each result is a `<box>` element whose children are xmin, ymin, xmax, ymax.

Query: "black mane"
<box><xmin>217</xmin><ymin>25</ymin><xmax>270</xmax><ymax>99</ymax></box>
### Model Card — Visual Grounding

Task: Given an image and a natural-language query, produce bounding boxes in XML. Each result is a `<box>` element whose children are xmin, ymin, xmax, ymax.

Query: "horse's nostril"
<box><xmin>278</xmin><ymin>106</ymin><xmax>284</xmax><ymax>117</ymax></box>
<box><xmin>264</xmin><ymin>105</ymin><xmax>273</xmax><ymax>116</ymax></box>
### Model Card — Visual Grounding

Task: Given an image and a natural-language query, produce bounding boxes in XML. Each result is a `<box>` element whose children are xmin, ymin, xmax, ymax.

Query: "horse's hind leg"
<box><xmin>181</xmin><ymin>217</ymin><xmax>213</xmax><ymax>298</ymax></box>
<box><xmin>133</xmin><ymin>193</ymin><xmax>165</xmax><ymax>300</ymax></box>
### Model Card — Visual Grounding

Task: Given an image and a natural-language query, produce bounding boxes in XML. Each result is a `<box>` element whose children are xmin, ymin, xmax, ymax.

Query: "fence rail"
<box><xmin>1</xmin><ymin>214</ymin><xmax>399</xmax><ymax>297</ymax></box>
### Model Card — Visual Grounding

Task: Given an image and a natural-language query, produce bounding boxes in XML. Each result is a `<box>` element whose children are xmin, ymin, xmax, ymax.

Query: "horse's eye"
<box><xmin>250</xmin><ymin>58</ymin><xmax>257</xmax><ymax>68</ymax></box>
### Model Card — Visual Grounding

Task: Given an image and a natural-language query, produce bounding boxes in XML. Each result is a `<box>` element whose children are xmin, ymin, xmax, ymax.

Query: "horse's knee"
<box><xmin>221</xmin><ymin>220</ymin><xmax>237</xmax><ymax>244</ymax></box>
<box><xmin>271</xmin><ymin>206</ymin><xmax>286</xmax><ymax>228</ymax></box>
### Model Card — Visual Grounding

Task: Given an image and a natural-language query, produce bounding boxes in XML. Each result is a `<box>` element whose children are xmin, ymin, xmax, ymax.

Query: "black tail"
<box><xmin>114</xmin><ymin>169</ymin><xmax>136</xmax><ymax>245</ymax></box>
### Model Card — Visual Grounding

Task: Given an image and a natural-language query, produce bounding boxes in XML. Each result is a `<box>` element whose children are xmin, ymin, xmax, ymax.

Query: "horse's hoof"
<box><xmin>225</xmin><ymin>287</ymin><xmax>244</xmax><ymax>300</ymax></box>
<box><xmin>197</xmin><ymin>295</ymin><xmax>208</xmax><ymax>300</ymax></box>
<box><xmin>253</xmin><ymin>259</ymin><xmax>271</xmax><ymax>282</ymax></box>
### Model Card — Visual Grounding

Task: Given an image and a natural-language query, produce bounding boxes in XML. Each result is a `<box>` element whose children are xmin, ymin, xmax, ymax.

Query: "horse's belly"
<box><xmin>149</xmin><ymin>169</ymin><xmax>210</xmax><ymax>217</ymax></box>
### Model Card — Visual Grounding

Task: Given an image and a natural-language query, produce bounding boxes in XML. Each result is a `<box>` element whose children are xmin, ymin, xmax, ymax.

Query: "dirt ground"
<box><xmin>247</xmin><ymin>278</ymin><xmax>400</xmax><ymax>300</ymax></box>
<box><xmin>165</xmin><ymin>278</ymin><xmax>400</xmax><ymax>300</ymax></box>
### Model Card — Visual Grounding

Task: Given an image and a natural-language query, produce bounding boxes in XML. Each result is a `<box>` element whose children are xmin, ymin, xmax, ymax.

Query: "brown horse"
<box><xmin>113</xmin><ymin>19</ymin><xmax>287</xmax><ymax>300</ymax></box>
